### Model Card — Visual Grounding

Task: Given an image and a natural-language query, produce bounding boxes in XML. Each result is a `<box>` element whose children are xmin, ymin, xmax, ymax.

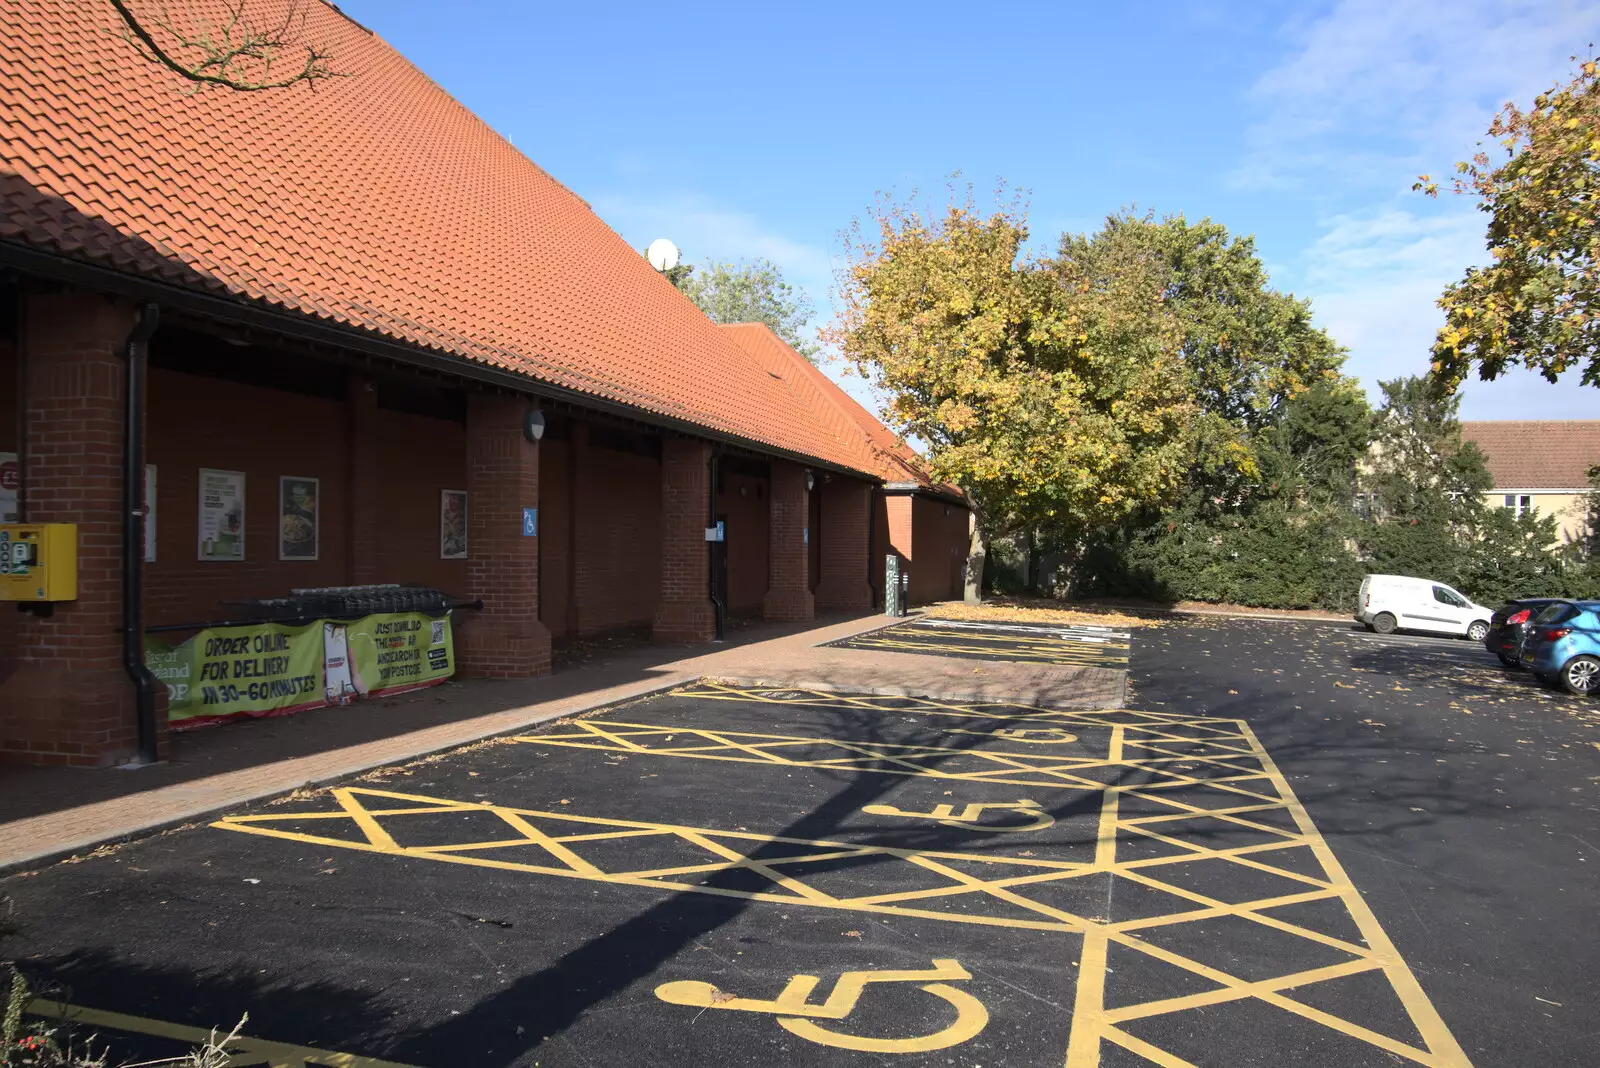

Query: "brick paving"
<box><xmin>0</xmin><ymin>612</ymin><xmax>1125</xmax><ymax>874</ymax></box>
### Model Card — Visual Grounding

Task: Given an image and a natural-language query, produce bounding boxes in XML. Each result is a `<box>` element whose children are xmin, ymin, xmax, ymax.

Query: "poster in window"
<box><xmin>0</xmin><ymin>453</ymin><xmax>18</xmax><ymax>523</ymax></box>
<box><xmin>198</xmin><ymin>469</ymin><xmax>245</xmax><ymax>561</ymax></box>
<box><xmin>440</xmin><ymin>489</ymin><xmax>467</xmax><ymax>559</ymax></box>
<box><xmin>279</xmin><ymin>476</ymin><xmax>320</xmax><ymax>561</ymax></box>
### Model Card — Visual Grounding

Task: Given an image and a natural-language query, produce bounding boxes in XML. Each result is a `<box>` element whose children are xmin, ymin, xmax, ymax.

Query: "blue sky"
<box><xmin>342</xmin><ymin>0</ymin><xmax>1598</xmax><ymax>419</ymax></box>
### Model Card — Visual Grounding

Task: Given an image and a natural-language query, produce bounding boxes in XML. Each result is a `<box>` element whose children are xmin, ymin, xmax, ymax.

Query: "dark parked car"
<box><xmin>1484</xmin><ymin>598</ymin><xmax>1568</xmax><ymax>667</ymax></box>
<box><xmin>1519</xmin><ymin>600</ymin><xmax>1600</xmax><ymax>696</ymax></box>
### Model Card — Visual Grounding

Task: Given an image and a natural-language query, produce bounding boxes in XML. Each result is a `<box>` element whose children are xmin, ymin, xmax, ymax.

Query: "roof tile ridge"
<box><xmin>716</xmin><ymin>323</ymin><xmax>880</xmax><ymax>473</ymax></box>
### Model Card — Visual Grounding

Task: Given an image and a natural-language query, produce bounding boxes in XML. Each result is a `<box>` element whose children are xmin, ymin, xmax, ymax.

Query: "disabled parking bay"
<box><xmin>826</xmin><ymin>616</ymin><xmax>1133</xmax><ymax>668</ymax></box>
<box><xmin>2</xmin><ymin>682</ymin><xmax>1472</xmax><ymax>1068</ymax></box>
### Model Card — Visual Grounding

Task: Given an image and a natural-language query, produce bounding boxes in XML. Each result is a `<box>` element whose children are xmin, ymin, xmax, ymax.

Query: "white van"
<box><xmin>1355</xmin><ymin>574</ymin><xmax>1494</xmax><ymax>641</ymax></box>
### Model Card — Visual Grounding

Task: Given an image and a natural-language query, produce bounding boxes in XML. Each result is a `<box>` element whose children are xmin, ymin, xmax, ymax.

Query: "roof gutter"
<box><xmin>883</xmin><ymin>481</ymin><xmax>969</xmax><ymax>508</ymax></box>
<box><xmin>0</xmin><ymin>241</ymin><xmax>870</xmax><ymax>482</ymax></box>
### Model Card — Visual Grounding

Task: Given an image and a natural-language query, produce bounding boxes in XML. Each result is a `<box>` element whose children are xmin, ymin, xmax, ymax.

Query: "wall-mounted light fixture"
<box><xmin>523</xmin><ymin>408</ymin><xmax>546</xmax><ymax>443</ymax></box>
<box><xmin>803</xmin><ymin>470</ymin><xmax>815</xmax><ymax>492</ymax></box>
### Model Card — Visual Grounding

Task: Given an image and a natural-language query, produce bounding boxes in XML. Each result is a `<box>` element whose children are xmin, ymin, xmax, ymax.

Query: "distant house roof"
<box><xmin>0</xmin><ymin>1</ymin><xmax>886</xmax><ymax>477</ymax></box>
<box><xmin>1460</xmin><ymin>421</ymin><xmax>1600</xmax><ymax>490</ymax></box>
<box><xmin>717</xmin><ymin>323</ymin><xmax>964</xmax><ymax>501</ymax></box>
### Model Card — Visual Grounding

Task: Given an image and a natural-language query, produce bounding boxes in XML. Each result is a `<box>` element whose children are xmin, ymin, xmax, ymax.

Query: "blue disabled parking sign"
<box><xmin>522</xmin><ymin>508</ymin><xmax>538</xmax><ymax>537</ymax></box>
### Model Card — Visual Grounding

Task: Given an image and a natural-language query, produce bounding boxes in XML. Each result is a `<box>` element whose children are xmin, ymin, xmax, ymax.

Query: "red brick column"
<box><xmin>346</xmin><ymin>373</ymin><xmax>380</xmax><ymax>584</ymax></box>
<box><xmin>456</xmin><ymin>393</ymin><xmax>550</xmax><ymax>677</ymax></box>
<box><xmin>763</xmin><ymin>461</ymin><xmax>813</xmax><ymax>622</ymax></box>
<box><xmin>0</xmin><ymin>291</ymin><xmax>139</xmax><ymax>766</ymax></box>
<box><xmin>886</xmin><ymin>492</ymin><xmax>913</xmax><ymax>564</ymax></box>
<box><xmin>653</xmin><ymin>436</ymin><xmax>714</xmax><ymax>642</ymax></box>
<box><xmin>814</xmin><ymin>477</ymin><xmax>874</xmax><ymax>612</ymax></box>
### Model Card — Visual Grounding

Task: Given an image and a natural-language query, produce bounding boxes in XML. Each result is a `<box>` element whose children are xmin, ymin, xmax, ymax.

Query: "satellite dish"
<box><xmin>646</xmin><ymin>238</ymin><xmax>681</xmax><ymax>272</ymax></box>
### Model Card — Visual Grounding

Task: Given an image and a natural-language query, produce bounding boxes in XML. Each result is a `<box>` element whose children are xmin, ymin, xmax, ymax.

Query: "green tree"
<box><xmin>1255</xmin><ymin>377</ymin><xmax>1373</xmax><ymax>506</ymax></box>
<box><xmin>680</xmin><ymin>259</ymin><xmax>820</xmax><ymax>362</ymax></box>
<box><xmin>828</xmin><ymin>190</ymin><xmax>1195</xmax><ymax>599</ymax></box>
<box><xmin>1419</xmin><ymin>56</ymin><xmax>1600</xmax><ymax>391</ymax></box>
<box><xmin>1050</xmin><ymin>213</ymin><xmax>1350</xmax><ymax>512</ymax></box>
<box><xmin>1354</xmin><ymin>375</ymin><xmax>1570</xmax><ymax>602</ymax></box>
<box><xmin>1362</xmin><ymin>376</ymin><xmax>1491</xmax><ymax>523</ymax></box>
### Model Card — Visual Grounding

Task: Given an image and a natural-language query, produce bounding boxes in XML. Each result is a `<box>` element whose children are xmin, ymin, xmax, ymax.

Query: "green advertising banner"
<box><xmin>146</xmin><ymin>612</ymin><xmax>454</xmax><ymax>730</ymax></box>
<box><xmin>338</xmin><ymin>612</ymin><xmax>455</xmax><ymax>697</ymax></box>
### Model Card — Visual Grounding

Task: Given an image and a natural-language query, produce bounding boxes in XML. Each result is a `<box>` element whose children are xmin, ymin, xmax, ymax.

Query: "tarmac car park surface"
<box><xmin>826</xmin><ymin>617</ymin><xmax>1132</xmax><ymax>668</ymax></box>
<box><xmin>3</xmin><ymin>616</ymin><xmax>1595</xmax><ymax>1067</ymax></box>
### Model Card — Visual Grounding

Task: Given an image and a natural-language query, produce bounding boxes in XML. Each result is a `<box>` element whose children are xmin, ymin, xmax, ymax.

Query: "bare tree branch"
<box><xmin>107</xmin><ymin>0</ymin><xmax>346</xmax><ymax>92</ymax></box>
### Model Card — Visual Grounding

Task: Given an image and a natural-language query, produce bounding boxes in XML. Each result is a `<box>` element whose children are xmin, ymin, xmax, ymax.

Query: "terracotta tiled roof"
<box><xmin>1461</xmin><ymin>421</ymin><xmax>1600</xmax><ymax>489</ymax></box>
<box><xmin>718</xmin><ymin>323</ymin><xmax>963</xmax><ymax>499</ymax></box>
<box><xmin>0</xmin><ymin>1</ymin><xmax>879</xmax><ymax>476</ymax></box>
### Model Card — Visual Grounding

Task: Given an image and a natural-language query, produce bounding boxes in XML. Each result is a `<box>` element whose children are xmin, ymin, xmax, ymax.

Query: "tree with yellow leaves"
<box><xmin>829</xmin><ymin>189</ymin><xmax>1195</xmax><ymax>599</ymax></box>
<box><xmin>1420</xmin><ymin>56</ymin><xmax>1600</xmax><ymax>390</ymax></box>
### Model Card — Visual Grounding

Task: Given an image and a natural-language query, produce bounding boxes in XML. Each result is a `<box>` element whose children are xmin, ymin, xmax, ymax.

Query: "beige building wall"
<box><xmin>1483</xmin><ymin>489</ymin><xmax>1590</xmax><ymax>546</ymax></box>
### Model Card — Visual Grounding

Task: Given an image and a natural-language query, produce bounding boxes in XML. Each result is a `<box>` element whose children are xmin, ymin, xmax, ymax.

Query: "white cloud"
<box><xmin>1235</xmin><ymin>0</ymin><xmax>1600</xmax><ymax>190</ymax></box>
<box><xmin>1301</xmin><ymin>206</ymin><xmax>1595</xmax><ymax>417</ymax></box>
<box><xmin>1245</xmin><ymin>0</ymin><xmax>1600</xmax><ymax>416</ymax></box>
<box><xmin>584</xmin><ymin>188</ymin><xmax>836</xmax><ymax>321</ymax></box>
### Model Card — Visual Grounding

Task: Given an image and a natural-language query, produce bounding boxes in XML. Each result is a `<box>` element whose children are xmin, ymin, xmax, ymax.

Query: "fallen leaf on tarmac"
<box><xmin>843</xmin><ymin>930</ymin><xmax>862</xmax><ymax>938</ymax></box>
<box><xmin>711</xmin><ymin>991</ymin><xmax>737</xmax><ymax>1005</ymax></box>
<box><xmin>557</xmin><ymin>799</ymin><xmax>571</xmax><ymax>805</ymax></box>
<box><xmin>1409</xmin><ymin>807</ymin><xmax>1426</xmax><ymax>813</ymax></box>
<box><xmin>1228</xmin><ymin>689</ymin><xmax>1238</xmax><ymax>695</ymax></box>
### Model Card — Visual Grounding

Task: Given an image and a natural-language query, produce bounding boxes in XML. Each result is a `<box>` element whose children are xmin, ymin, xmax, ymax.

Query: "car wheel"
<box><xmin>1560</xmin><ymin>655</ymin><xmax>1600</xmax><ymax>697</ymax></box>
<box><xmin>1496</xmin><ymin>653</ymin><xmax>1518</xmax><ymax>669</ymax></box>
<box><xmin>1467</xmin><ymin>620</ymin><xmax>1490</xmax><ymax>642</ymax></box>
<box><xmin>1372</xmin><ymin>612</ymin><xmax>1397</xmax><ymax>635</ymax></box>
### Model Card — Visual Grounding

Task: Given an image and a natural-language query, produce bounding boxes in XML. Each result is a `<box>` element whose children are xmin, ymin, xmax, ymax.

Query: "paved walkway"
<box><xmin>0</xmin><ymin>612</ymin><xmax>1124</xmax><ymax>874</ymax></box>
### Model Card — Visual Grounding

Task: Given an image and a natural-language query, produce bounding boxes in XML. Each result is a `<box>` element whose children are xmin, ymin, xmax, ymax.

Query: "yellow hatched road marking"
<box><xmin>210</xmin><ymin>683</ymin><xmax>1472</xmax><ymax>1068</ymax></box>
<box><xmin>25</xmin><ymin>999</ymin><xmax>417</xmax><ymax>1068</ymax></box>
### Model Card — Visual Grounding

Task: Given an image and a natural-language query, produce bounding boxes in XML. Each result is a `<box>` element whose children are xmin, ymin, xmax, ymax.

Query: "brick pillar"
<box><xmin>886</xmin><ymin>492</ymin><xmax>913</xmax><ymax>569</ymax></box>
<box><xmin>346</xmin><ymin>373</ymin><xmax>381</xmax><ymax>584</ymax></box>
<box><xmin>653</xmin><ymin>436</ymin><xmax>714</xmax><ymax>642</ymax></box>
<box><xmin>814</xmin><ymin>477</ymin><xmax>874</xmax><ymax>612</ymax></box>
<box><xmin>763</xmin><ymin>461</ymin><xmax>813</xmax><ymax>621</ymax></box>
<box><xmin>0</xmin><ymin>291</ymin><xmax>139</xmax><ymax>766</ymax></box>
<box><xmin>456</xmin><ymin>393</ymin><xmax>550</xmax><ymax>678</ymax></box>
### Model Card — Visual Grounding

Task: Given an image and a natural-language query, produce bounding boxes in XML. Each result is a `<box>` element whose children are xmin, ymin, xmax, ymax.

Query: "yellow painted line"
<box><xmin>26</xmin><ymin>999</ymin><xmax>417</xmax><ymax>1068</ymax></box>
<box><xmin>1064</xmin><ymin>928</ymin><xmax>1110</xmax><ymax>1068</ymax></box>
<box><xmin>1100</xmin><ymin>1024</ymin><xmax>1205</xmax><ymax>1068</ymax></box>
<box><xmin>331</xmin><ymin>787</ymin><xmax>401</xmax><ymax>851</ymax></box>
<box><xmin>205</xmin><ymin>686</ymin><xmax>1470</xmax><ymax>1068</ymax></box>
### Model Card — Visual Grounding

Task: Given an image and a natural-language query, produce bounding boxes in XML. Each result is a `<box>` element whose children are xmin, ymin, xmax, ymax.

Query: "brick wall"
<box><xmin>0</xmin><ymin>336</ymin><xmax>18</xmax><ymax>678</ymax></box>
<box><xmin>371</xmin><ymin>407</ymin><xmax>469</xmax><ymax>595</ymax></box>
<box><xmin>143</xmin><ymin>367</ymin><xmax>352</xmax><ymax>626</ymax></box>
<box><xmin>538</xmin><ymin>434</ymin><xmax>573</xmax><ymax>636</ymax></box>
<box><xmin>763</xmin><ymin>460</ymin><xmax>813</xmax><ymax>621</ymax></box>
<box><xmin>814</xmin><ymin>476</ymin><xmax>873</xmax><ymax>612</ymax></box>
<box><xmin>457</xmin><ymin>393</ymin><xmax>550</xmax><ymax>677</ymax></box>
<box><xmin>718</xmin><ymin>470</ymin><xmax>770</xmax><ymax>615</ymax></box>
<box><xmin>911</xmin><ymin>495</ymin><xmax>968</xmax><ymax>604</ymax></box>
<box><xmin>575</xmin><ymin>436</ymin><xmax>662</xmax><ymax>633</ymax></box>
<box><xmin>1</xmin><ymin>291</ymin><xmax>137</xmax><ymax>766</ymax></box>
<box><xmin>347</xmin><ymin>374</ymin><xmax>381</xmax><ymax>584</ymax></box>
<box><xmin>539</xmin><ymin>424</ymin><xmax>664</xmax><ymax>638</ymax></box>
<box><xmin>653</xmin><ymin>435</ymin><xmax>714</xmax><ymax>641</ymax></box>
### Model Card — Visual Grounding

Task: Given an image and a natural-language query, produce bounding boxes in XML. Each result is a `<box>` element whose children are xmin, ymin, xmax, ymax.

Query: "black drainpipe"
<box><xmin>707</xmin><ymin>445</ymin><xmax>725</xmax><ymax>642</ymax></box>
<box><xmin>124</xmin><ymin>302</ymin><xmax>161</xmax><ymax>764</ymax></box>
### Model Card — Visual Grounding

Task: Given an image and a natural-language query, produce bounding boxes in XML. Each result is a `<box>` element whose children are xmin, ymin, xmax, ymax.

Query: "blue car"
<box><xmin>1518</xmin><ymin>600</ymin><xmax>1600</xmax><ymax>696</ymax></box>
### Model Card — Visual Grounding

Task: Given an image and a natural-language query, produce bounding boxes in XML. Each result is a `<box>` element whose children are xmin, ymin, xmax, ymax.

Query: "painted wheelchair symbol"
<box><xmin>655</xmin><ymin>959</ymin><xmax>989</xmax><ymax>1053</ymax></box>
<box><xmin>862</xmin><ymin>798</ymin><xmax>1056</xmax><ymax>833</ymax></box>
<box><xmin>947</xmin><ymin>727</ymin><xmax>1079</xmax><ymax>744</ymax></box>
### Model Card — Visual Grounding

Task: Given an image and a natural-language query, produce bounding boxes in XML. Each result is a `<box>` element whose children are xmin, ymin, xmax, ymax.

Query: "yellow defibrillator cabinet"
<box><xmin>0</xmin><ymin>524</ymin><xmax>78</xmax><ymax>602</ymax></box>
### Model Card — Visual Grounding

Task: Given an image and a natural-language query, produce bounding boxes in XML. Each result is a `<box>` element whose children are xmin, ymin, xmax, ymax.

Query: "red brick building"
<box><xmin>0</xmin><ymin>2</ymin><xmax>969</xmax><ymax>766</ymax></box>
